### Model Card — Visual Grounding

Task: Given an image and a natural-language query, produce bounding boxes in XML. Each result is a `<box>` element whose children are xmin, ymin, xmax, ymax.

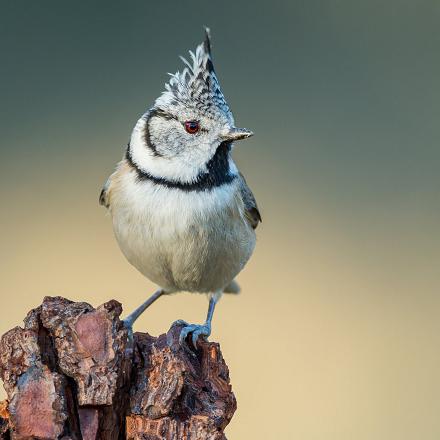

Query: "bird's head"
<box><xmin>128</xmin><ymin>28</ymin><xmax>253</xmax><ymax>187</ymax></box>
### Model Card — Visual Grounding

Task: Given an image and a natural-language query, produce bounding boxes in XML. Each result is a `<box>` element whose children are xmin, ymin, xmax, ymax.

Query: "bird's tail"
<box><xmin>223</xmin><ymin>280</ymin><xmax>241</xmax><ymax>294</ymax></box>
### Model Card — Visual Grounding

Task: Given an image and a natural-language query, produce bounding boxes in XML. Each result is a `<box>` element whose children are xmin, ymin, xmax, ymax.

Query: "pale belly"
<box><xmin>110</xmin><ymin>178</ymin><xmax>256</xmax><ymax>293</ymax></box>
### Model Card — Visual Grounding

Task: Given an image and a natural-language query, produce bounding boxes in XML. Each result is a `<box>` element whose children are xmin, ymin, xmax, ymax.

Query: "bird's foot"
<box><xmin>174</xmin><ymin>320</ymin><xmax>211</xmax><ymax>348</ymax></box>
<box><xmin>122</xmin><ymin>319</ymin><xmax>134</xmax><ymax>345</ymax></box>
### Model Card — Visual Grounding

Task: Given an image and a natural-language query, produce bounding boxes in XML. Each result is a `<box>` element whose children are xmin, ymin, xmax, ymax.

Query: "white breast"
<box><xmin>108</xmin><ymin>166</ymin><xmax>256</xmax><ymax>293</ymax></box>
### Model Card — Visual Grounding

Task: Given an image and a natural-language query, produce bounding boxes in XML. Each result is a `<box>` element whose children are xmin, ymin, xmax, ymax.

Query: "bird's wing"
<box><xmin>99</xmin><ymin>160</ymin><xmax>126</xmax><ymax>208</ymax></box>
<box><xmin>238</xmin><ymin>173</ymin><xmax>261</xmax><ymax>230</ymax></box>
<box><xmin>99</xmin><ymin>177</ymin><xmax>111</xmax><ymax>208</ymax></box>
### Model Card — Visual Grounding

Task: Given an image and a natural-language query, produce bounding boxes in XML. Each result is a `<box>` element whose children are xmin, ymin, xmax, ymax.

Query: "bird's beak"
<box><xmin>221</xmin><ymin>127</ymin><xmax>254</xmax><ymax>142</ymax></box>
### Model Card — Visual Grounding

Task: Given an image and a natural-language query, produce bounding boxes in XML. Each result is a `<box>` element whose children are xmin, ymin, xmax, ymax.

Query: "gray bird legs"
<box><xmin>178</xmin><ymin>291</ymin><xmax>221</xmax><ymax>348</ymax></box>
<box><xmin>123</xmin><ymin>289</ymin><xmax>165</xmax><ymax>336</ymax></box>
<box><xmin>123</xmin><ymin>290</ymin><xmax>221</xmax><ymax>348</ymax></box>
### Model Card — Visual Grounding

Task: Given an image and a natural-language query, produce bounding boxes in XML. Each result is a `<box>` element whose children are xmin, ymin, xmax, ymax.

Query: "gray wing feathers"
<box><xmin>238</xmin><ymin>173</ymin><xmax>261</xmax><ymax>230</ymax></box>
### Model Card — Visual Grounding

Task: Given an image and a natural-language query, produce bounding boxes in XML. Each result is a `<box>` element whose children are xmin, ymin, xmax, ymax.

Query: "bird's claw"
<box><xmin>122</xmin><ymin>319</ymin><xmax>134</xmax><ymax>345</ymax></box>
<box><xmin>177</xmin><ymin>322</ymin><xmax>211</xmax><ymax>348</ymax></box>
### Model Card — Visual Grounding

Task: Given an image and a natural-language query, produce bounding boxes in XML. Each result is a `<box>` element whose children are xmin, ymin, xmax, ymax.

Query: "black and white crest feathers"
<box><xmin>155</xmin><ymin>28</ymin><xmax>233</xmax><ymax>123</ymax></box>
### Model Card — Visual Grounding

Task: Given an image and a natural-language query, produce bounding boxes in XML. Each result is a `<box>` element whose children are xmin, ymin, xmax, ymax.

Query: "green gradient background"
<box><xmin>1</xmin><ymin>1</ymin><xmax>440</xmax><ymax>438</ymax></box>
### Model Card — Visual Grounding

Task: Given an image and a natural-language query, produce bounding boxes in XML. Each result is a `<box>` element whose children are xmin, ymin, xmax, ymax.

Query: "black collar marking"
<box><xmin>125</xmin><ymin>141</ymin><xmax>236</xmax><ymax>192</ymax></box>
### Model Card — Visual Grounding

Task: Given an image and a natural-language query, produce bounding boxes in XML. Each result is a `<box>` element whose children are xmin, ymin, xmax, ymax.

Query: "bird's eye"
<box><xmin>184</xmin><ymin>121</ymin><xmax>200</xmax><ymax>134</ymax></box>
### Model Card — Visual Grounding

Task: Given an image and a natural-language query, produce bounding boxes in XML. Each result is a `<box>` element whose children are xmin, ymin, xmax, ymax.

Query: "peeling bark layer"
<box><xmin>0</xmin><ymin>297</ymin><xmax>236</xmax><ymax>439</ymax></box>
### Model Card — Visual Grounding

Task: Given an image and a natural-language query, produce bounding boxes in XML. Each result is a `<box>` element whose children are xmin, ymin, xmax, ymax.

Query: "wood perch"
<box><xmin>0</xmin><ymin>296</ymin><xmax>236</xmax><ymax>439</ymax></box>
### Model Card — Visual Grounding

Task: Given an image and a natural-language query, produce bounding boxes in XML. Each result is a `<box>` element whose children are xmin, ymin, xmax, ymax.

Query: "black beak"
<box><xmin>221</xmin><ymin>127</ymin><xmax>254</xmax><ymax>142</ymax></box>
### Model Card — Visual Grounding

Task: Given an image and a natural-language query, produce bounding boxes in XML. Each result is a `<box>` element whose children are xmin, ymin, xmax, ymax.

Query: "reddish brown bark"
<box><xmin>0</xmin><ymin>297</ymin><xmax>236</xmax><ymax>440</ymax></box>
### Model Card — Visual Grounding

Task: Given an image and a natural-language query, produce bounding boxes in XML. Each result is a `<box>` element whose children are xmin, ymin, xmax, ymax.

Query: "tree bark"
<box><xmin>0</xmin><ymin>297</ymin><xmax>236</xmax><ymax>440</ymax></box>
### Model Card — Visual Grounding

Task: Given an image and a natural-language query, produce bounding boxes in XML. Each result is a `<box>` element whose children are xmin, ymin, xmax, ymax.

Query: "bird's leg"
<box><xmin>123</xmin><ymin>288</ymin><xmax>165</xmax><ymax>341</ymax></box>
<box><xmin>178</xmin><ymin>291</ymin><xmax>221</xmax><ymax>348</ymax></box>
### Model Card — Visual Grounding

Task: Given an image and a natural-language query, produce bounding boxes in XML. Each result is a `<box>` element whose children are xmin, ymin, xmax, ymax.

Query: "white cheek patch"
<box><xmin>129</xmin><ymin>117</ymin><xmax>207</xmax><ymax>182</ymax></box>
<box><xmin>148</xmin><ymin>117</ymin><xmax>185</xmax><ymax>155</ymax></box>
<box><xmin>129</xmin><ymin>115</ymin><xmax>234</xmax><ymax>184</ymax></box>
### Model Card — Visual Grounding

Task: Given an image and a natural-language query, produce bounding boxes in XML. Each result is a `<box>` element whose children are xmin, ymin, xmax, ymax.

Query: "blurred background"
<box><xmin>1</xmin><ymin>1</ymin><xmax>439</xmax><ymax>438</ymax></box>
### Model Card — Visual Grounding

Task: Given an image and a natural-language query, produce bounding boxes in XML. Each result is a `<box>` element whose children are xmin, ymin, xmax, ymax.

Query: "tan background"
<box><xmin>1</xmin><ymin>1</ymin><xmax>440</xmax><ymax>438</ymax></box>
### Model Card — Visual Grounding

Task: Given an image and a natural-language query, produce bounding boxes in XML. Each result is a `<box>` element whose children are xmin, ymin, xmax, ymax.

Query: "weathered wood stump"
<box><xmin>0</xmin><ymin>297</ymin><xmax>236</xmax><ymax>439</ymax></box>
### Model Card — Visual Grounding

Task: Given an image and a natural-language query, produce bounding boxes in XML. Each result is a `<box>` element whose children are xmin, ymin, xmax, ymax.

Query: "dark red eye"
<box><xmin>184</xmin><ymin>121</ymin><xmax>200</xmax><ymax>134</ymax></box>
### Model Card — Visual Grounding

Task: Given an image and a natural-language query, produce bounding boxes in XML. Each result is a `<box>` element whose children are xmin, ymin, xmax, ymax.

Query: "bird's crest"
<box><xmin>155</xmin><ymin>28</ymin><xmax>232</xmax><ymax>120</ymax></box>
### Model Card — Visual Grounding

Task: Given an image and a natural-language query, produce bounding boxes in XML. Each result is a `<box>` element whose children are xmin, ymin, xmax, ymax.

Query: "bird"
<box><xmin>100</xmin><ymin>28</ymin><xmax>261</xmax><ymax>347</ymax></box>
